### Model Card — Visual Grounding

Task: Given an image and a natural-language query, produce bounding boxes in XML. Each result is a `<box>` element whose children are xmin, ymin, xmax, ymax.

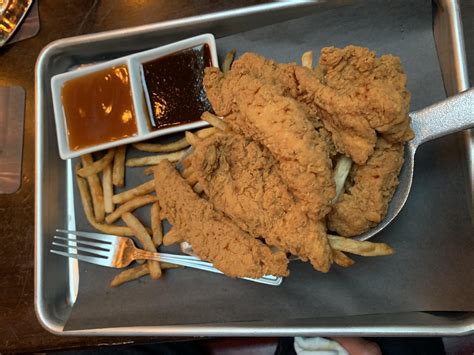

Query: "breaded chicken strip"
<box><xmin>327</xmin><ymin>138</ymin><xmax>404</xmax><ymax>237</ymax></box>
<box><xmin>204</xmin><ymin>69</ymin><xmax>335</xmax><ymax>219</ymax></box>
<box><xmin>189</xmin><ymin>132</ymin><xmax>332</xmax><ymax>272</ymax></box>
<box><xmin>295</xmin><ymin>46</ymin><xmax>413</xmax><ymax>164</ymax></box>
<box><xmin>154</xmin><ymin>160</ymin><xmax>289</xmax><ymax>278</ymax></box>
<box><xmin>227</xmin><ymin>49</ymin><xmax>412</xmax><ymax>164</ymax></box>
<box><xmin>231</xmin><ymin>52</ymin><xmax>322</xmax><ymax>127</ymax></box>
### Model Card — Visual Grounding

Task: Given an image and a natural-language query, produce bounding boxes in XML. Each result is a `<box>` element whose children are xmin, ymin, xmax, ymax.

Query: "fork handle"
<box><xmin>133</xmin><ymin>250</ymin><xmax>282</xmax><ymax>286</ymax></box>
<box><xmin>134</xmin><ymin>249</ymin><xmax>227</xmax><ymax>273</ymax></box>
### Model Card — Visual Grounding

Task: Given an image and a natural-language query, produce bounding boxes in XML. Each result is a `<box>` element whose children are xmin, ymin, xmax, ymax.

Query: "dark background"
<box><xmin>0</xmin><ymin>0</ymin><xmax>472</xmax><ymax>352</ymax></box>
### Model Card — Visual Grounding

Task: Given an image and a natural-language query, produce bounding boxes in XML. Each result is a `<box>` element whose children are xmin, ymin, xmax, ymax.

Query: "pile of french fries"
<box><xmin>75</xmin><ymin>140</ymin><xmax>191</xmax><ymax>287</ymax></box>
<box><xmin>74</xmin><ymin>49</ymin><xmax>394</xmax><ymax>288</ymax></box>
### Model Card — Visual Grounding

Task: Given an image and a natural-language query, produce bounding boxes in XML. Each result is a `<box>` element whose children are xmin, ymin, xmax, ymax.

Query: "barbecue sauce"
<box><xmin>141</xmin><ymin>44</ymin><xmax>213</xmax><ymax>129</ymax></box>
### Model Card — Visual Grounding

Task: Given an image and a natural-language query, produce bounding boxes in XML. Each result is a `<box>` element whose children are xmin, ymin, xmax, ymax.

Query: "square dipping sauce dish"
<box><xmin>51</xmin><ymin>34</ymin><xmax>218</xmax><ymax>160</ymax></box>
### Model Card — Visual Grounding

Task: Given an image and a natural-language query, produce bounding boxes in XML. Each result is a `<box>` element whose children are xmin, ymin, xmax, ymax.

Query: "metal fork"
<box><xmin>51</xmin><ymin>229</ymin><xmax>282</xmax><ymax>286</ymax></box>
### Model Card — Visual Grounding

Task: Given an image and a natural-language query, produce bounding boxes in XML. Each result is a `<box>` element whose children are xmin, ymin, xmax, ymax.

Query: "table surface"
<box><xmin>0</xmin><ymin>0</ymin><xmax>472</xmax><ymax>352</ymax></box>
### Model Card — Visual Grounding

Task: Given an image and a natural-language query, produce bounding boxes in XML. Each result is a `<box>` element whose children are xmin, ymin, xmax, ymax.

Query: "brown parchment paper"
<box><xmin>64</xmin><ymin>0</ymin><xmax>474</xmax><ymax>330</ymax></box>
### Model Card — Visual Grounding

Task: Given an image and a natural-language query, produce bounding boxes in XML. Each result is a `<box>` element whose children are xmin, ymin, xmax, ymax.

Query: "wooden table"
<box><xmin>0</xmin><ymin>1</ymin><xmax>267</xmax><ymax>351</ymax></box>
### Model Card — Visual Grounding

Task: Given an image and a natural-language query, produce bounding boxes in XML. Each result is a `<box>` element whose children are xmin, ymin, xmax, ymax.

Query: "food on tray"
<box><xmin>208</xmin><ymin>48</ymin><xmax>413</xmax><ymax>164</ymax></box>
<box><xmin>186</xmin><ymin>129</ymin><xmax>332</xmax><ymax>272</ymax></box>
<box><xmin>112</xmin><ymin>145</ymin><xmax>126</xmax><ymax>187</ymax></box>
<box><xmin>154</xmin><ymin>160</ymin><xmax>289</xmax><ymax>278</ymax></box>
<box><xmin>110</xmin><ymin>262</ymin><xmax>181</xmax><ymax>288</ymax></box>
<box><xmin>105</xmin><ymin>194</ymin><xmax>158</xmax><ymax>224</ymax></box>
<box><xmin>62</xmin><ymin>65</ymin><xmax>138</xmax><ymax>150</ymax></box>
<box><xmin>141</xmin><ymin>44</ymin><xmax>213</xmax><ymax>129</ymax></box>
<box><xmin>204</xmin><ymin>65</ymin><xmax>336</xmax><ymax>221</ymax></box>
<box><xmin>122</xmin><ymin>212</ymin><xmax>162</xmax><ymax>279</ymax></box>
<box><xmin>126</xmin><ymin>150</ymin><xmax>187</xmax><ymax>167</ymax></box>
<box><xmin>328</xmin><ymin>138</ymin><xmax>405</xmax><ymax>236</ymax></box>
<box><xmin>132</xmin><ymin>137</ymin><xmax>190</xmax><ymax>153</ymax></box>
<box><xmin>112</xmin><ymin>179</ymin><xmax>155</xmax><ymax>204</ymax></box>
<box><xmin>81</xmin><ymin>154</ymin><xmax>105</xmax><ymax>222</ymax></box>
<box><xmin>102</xmin><ymin>163</ymin><xmax>114</xmax><ymax>213</ymax></box>
<box><xmin>73</xmin><ymin>45</ymin><xmax>409</xmax><ymax>285</ymax></box>
<box><xmin>151</xmin><ymin>202</ymin><xmax>163</xmax><ymax>247</ymax></box>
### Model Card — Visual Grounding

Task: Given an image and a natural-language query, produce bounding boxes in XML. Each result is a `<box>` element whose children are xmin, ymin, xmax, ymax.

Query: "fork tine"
<box><xmin>56</xmin><ymin>229</ymin><xmax>115</xmax><ymax>244</ymax></box>
<box><xmin>50</xmin><ymin>249</ymin><xmax>112</xmax><ymax>267</ymax></box>
<box><xmin>52</xmin><ymin>241</ymin><xmax>111</xmax><ymax>258</ymax></box>
<box><xmin>53</xmin><ymin>235</ymin><xmax>110</xmax><ymax>250</ymax></box>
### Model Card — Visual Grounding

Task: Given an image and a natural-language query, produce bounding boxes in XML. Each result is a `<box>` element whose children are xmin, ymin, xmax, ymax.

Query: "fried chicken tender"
<box><xmin>294</xmin><ymin>46</ymin><xmax>413</xmax><ymax>164</ymax></box>
<box><xmin>154</xmin><ymin>160</ymin><xmax>289</xmax><ymax>278</ymax></box>
<box><xmin>189</xmin><ymin>132</ymin><xmax>332</xmax><ymax>272</ymax></box>
<box><xmin>231</xmin><ymin>52</ymin><xmax>322</xmax><ymax>127</ymax></box>
<box><xmin>327</xmin><ymin>138</ymin><xmax>404</xmax><ymax>237</ymax></box>
<box><xmin>204</xmin><ymin>68</ymin><xmax>335</xmax><ymax>219</ymax></box>
<box><xmin>227</xmin><ymin>49</ymin><xmax>412</xmax><ymax>164</ymax></box>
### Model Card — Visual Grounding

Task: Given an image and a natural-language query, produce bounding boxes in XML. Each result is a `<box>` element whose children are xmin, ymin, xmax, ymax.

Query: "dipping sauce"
<box><xmin>61</xmin><ymin>65</ymin><xmax>138</xmax><ymax>150</ymax></box>
<box><xmin>141</xmin><ymin>44</ymin><xmax>213</xmax><ymax>130</ymax></box>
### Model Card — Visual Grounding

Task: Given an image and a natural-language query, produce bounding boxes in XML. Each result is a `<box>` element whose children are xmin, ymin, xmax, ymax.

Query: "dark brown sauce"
<box><xmin>141</xmin><ymin>44</ymin><xmax>213</xmax><ymax>130</ymax></box>
<box><xmin>62</xmin><ymin>65</ymin><xmax>137</xmax><ymax>150</ymax></box>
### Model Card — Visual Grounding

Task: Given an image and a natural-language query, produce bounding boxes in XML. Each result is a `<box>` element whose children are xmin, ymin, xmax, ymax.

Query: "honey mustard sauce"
<box><xmin>61</xmin><ymin>65</ymin><xmax>137</xmax><ymax>150</ymax></box>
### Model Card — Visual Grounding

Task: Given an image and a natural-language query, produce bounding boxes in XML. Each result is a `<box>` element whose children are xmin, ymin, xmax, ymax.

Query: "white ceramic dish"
<box><xmin>51</xmin><ymin>33</ymin><xmax>218</xmax><ymax>160</ymax></box>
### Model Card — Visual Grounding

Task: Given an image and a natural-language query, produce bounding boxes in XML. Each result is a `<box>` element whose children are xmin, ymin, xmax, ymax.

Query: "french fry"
<box><xmin>151</xmin><ymin>202</ymin><xmax>163</xmax><ymax>248</ymax></box>
<box><xmin>195</xmin><ymin>127</ymin><xmax>217</xmax><ymax>139</ymax></box>
<box><xmin>102</xmin><ymin>164</ymin><xmax>114</xmax><ymax>213</ymax></box>
<box><xmin>301</xmin><ymin>50</ymin><xmax>313</xmax><ymax>69</ymax></box>
<box><xmin>332</xmin><ymin>155</ymin><xmax>353</xmax><ymax>203</ymax></box>
<box><xmin>161</xmin><ymin>262</ymin><xmax>183</xmax><ymax>269</ymax></box>
<box><xmin>185</xmin><ymin>131</ymin><xmax>200</xmax><ymax>146</ymax></box>
<box><xmin>126</xmin><ymin>150</ymin><xmax>186</xmax><ymax>167</ymax></box>
<box><xmin>81</xmin><ymin>154</ymin><xmax>105</xmax><ymax>222</ymax></box>
<box><xmin>110</xmin><ymin>263</ymin><xmax>149</xmax><ymax>287</ymax></box>
<box><xmin>105</xmin><ymin>194</ymin><xmax>158</xmax><ymax>224</ymax></box>
<box><xmin>110</xmin><ymin>262</ymin><xmax>182</xmax><ymax>287</ymax></box>
<box><xmin>333</xmin><ymin>250</ymin><xmax>355</xmax><ymax>267</ymax></box>
<box><xmin>75</xmin><ymin>164</ymin><xmax>135</xmax><ymax>237</ymax></box>
<box><xmin>201</xmin><ymin>111</ymin><xmax>227</xmax><ymax>131</ymax></box>
<box><xmin>185</xmin><ymin>172</ymin><xmax>198</xmax><ymax>186</ymax></box>
<box><xmin>222</xmin><ymin>48</ymin><xmax>236</xmax><ymax>74</ymax></box>
<box><xmin>143</xmin><ymin>165</ymin><xmax>158</xmax><ymax>176</ymax></box>
<box><xmin>133</xmin><ymin>137</ymin><xmax>189</xmax><ymax>153</ymax></box>
<box><xmin>328</xmin><ymin>235</ymin><xmax>394</xmax><ymax>256</ymax></box>
<box><xmin>163</xmin><ymin>229</ymin><xmax>184</xmax><ymax>246</ymax></box>
<box><xmin>181</xmin><ymin>167</ymin><xmax>194</xmax><ymax>179</ymax></box>
<box><xmin>77</xmin><ymin>149</ymin><xmax>115</xmax><ymax>177</ymax></box>
<box><xmin>112</xmin><ymin>180</ymin><xmax>154</xmax><ymax>204</ymax></box>
<box><xmin>113</xmin><ymin>145</ymin><xmax>126</xmax><ymax>187</ymax></box>
<box><xmin>121</xmin><ymin>212</ymin><xmax>161</xmax><ymax>279</ymax></box>
<box><xmin>193</xmin><ymin>182</ymin><xmax>204</xmax><ymax>195</ymax></box>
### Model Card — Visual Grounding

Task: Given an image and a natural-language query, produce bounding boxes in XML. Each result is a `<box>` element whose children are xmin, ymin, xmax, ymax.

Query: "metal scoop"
<box><xmin>358</xmin><ymin>88</ymin><xmax>473</xmax><ymax>241</ymax></box>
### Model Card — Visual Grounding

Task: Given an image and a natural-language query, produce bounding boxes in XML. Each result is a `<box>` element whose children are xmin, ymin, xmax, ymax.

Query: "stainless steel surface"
<box><xmin>0</xmin><ymin>0</ymin><xmax>33</xmax><ymax>47</ymax></box>
<box><xmin>35</xmin><ymin>0</ymin><xmax>473</xmax><ymax>336</ymax></box>
<box><xmin>358</xmin><ymin>88</ymin><xmax>474</xmax><ymax>241</ymax></box>
<box><xmin>433</xmin><ymin>0</ymin><xmax>473</xmax><ymax>215</ymax></box>
<box><xmin>51</xmin><ymin>230</ymin><xmax>282</xmax><ymax>286</ymax></box>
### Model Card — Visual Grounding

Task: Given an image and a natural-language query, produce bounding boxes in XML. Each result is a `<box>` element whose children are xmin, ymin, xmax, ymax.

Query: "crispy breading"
<box><xmin>327</xmin><ymin>138</ymin><xmax>405</xmax><ymax>237</ymax></box>
<box><xmin>295</xmin><ymin>46</ymin><xmax>412</xmax><ymax>164</ymax></box>
<box><xmin>231</xmin><ymin>52</ymin><xmax>323</xmax><ymax>128</ymax></box>
<box><xmin>154</xmin><ymin>160</ymin><xmax>289</xmax><ymax>278</ymax></box>
<box><xmin>227</xmin><ymin>49</ymin><xmax>412</xmax><ymax>164</ymax></box>
<box><xmin>190</xmin><ymin>132</ymin><xmax>332</xmax><ymax>272</ymax></box>
<box><xmin>204</xmin><ymin>68</ymin><xmax>335</xmax><ymax>219</ymax></box>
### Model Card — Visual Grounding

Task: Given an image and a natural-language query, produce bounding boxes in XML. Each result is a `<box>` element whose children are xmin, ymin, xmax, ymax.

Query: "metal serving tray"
<box><xmin>35</xmin><ymin>0</ymin><xmax>473</xmax><ymax>336</ymax></box>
